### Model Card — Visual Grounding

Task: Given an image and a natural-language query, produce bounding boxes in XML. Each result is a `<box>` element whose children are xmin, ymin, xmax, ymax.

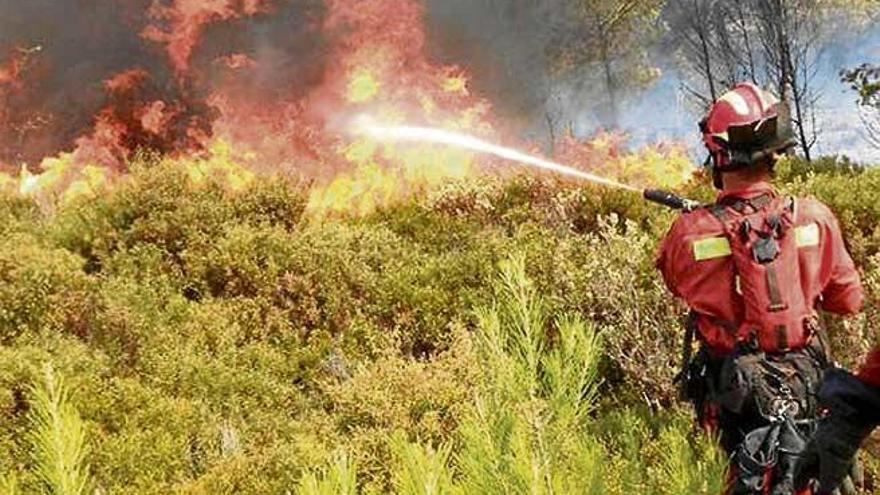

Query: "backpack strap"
<box><xmin>709</xmin><ymin>204</ymin><xmax>732</xmax><ymax>225</ymax></box>
<box><xmin>718</xmin><ymin>192</ymin><xmax>775</xmax><ymax>215</ymax></box>
<box><xmin>675</xmin><ymin>311</ymin><xmax>698</xmax><ymax>399</ymax></box>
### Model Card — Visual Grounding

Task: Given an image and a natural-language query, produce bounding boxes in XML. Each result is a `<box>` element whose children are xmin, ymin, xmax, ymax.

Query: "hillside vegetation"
<box><xmin>0</xmin><ymin>155</ymin><xmax>878</xmax><ymax>494</ymax></box>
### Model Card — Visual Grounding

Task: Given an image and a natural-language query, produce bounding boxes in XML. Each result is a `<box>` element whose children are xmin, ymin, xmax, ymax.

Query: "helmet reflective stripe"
<box><xmin>719</xmin><ymin>91</ymin><xmax>751</xmax><ymax>116</ymax></box>
<box><xmin>754</xmin><ymin>89</ymin><xmax>778</xmax><ymax>113</ymax></box>
<box><xmin>701</xmin><ymin>82</ymin><xmax>784</xmax><ymax>178</ymax></box>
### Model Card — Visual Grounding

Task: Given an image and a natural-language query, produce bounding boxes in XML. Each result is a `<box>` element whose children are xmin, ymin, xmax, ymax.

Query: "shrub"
<box><xmin>307</xmin><ymin>327</ymin><xmax>476</xmax><ymax>491</ymax></box>
<box><xmin>49</xmin><ymin>159</ymin><xmax>307</xmax><ymax>277</ymax></box>
<box><xmin>296</xmin><ymin>453</ymin><xmax>358</xmax><ymax>495</ymax></box>
<box><xmin>454</xmin><ymin>255</ymin><xmax>605</xmax><ymax>494</ymax></box>
<box><xmin>28</xmin><ymin>365</ymin><xmax>92</xmax><ymax>495</ymax></box>
<box><xmin>0</xmin><ymin>153</ymin><xmax>874</xmax><ymax>493</ymax></box>
<box><xmin>388</xmin><ymin>433</ymin><xmax>454</xmax><ymax>495</ymax></box>
<box><xmin>0</xmin><ymin>233</ymin><xmax>96</xmax><ymax>343</ymax></box>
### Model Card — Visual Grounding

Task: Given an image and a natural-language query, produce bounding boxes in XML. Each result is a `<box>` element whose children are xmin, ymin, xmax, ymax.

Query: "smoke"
<box><xmin>422</xmin><ymin>0</ymin><xmax>583</xmax><ymax>129</ymax></box>
<box><xmin>421</xmin><ymin>2</ymin><xmax>880</xmax><ymax>163</ymax></box>
<box><xmin>0</xmin><ymin>0</ymin><xmax>326</xmax><ymax>167</ymax></box>
<box><xmin>0</xmin><ymin>0</ymin><xmax>876</xmax><ymax>172</ymax></box>
<box><xmin>1</xmin><ymin>0</ymin><xmax>156</xmax><ymax>164</ymax></box>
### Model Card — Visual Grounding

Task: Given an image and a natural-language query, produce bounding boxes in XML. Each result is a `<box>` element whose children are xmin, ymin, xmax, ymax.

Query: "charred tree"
<box><xmin>752</xmin><ymin>0</ymin><xmax>821</xmax><ymax>161</ymax></box>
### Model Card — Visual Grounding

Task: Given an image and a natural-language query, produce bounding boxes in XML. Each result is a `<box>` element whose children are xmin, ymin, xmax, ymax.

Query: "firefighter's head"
<box><xmin>700</xmin><ymin>82</ymin><xmax>797</xmax><ymax>189</ymax></box>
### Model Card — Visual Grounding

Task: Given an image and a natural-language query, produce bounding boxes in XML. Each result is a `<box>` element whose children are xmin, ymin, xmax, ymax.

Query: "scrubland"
<box><xmin>0</xmin><ymin>155</ymin><xmax>878</xmax><ymax>494</ymax></box>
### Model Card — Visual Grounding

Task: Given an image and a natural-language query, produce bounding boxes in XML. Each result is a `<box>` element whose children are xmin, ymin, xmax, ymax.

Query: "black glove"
<box><xmin>793</xmin><ymin>413</ymin><xmax>872</xmax><ymax>494</ymax></box>
<box><xmin>793</xmin><ymin>368</ymin><xmax>880</xmax><ymax>494</ymax></box>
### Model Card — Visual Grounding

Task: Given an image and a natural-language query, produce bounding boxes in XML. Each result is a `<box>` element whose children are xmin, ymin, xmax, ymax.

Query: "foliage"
<box><xmin>296</xmin><ymin>453</ymin><xmax>358</xmax><ymax>495</ymax></box>
<box><xmin>388</xmin><ymin>433</ymin><xmax>454</xmax><ymax>495</ymax></box>
<box><xmin>0</xmin><ymin>233</ymin><xmax>96</xmax><ymax>343</ymax></box>
<box><xmin>0</xmin><ymin>153</ymin><xmax>876</xmax><ymax>492</ymax></box>
<box><xmin>454</xmin><ymin>255</ymin><xmax>605</xmax><ymax>494</ymax></box>
<box><xmin>0</xmin><ymin>473</ymin><xmax>20</xmax><ymax>495</ymax></box>
<box><xmin>28</xmin><ymin>365</ymin><xmax>92</xmax><ymax>495</ymax></box>
<box><xmin>842</xmin><ymin>63</ymin><xmax>880</xmax><ymax>150</ymax></box>
<box><xmin>842</xmin><ymin>63</ymin><xmax>880</xmax><ymax>107</ymax></box>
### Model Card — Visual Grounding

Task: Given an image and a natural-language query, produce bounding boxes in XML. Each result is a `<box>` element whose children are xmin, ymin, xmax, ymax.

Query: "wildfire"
<box><xmin>0</xmin><ymin>0</ymin><xmax>691</xmax><ymax>213</ymax></box>
<box><xmin>141</xmin><ymin>0</ymin><xmax>269</xmax><ymax>76</ymax></box>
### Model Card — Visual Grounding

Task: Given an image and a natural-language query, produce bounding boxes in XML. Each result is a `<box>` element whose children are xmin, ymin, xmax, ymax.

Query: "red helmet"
<box><xmin>700</xmin><ymin>82</ymin><xmax>795</xmax><ymax>174</ymax></box>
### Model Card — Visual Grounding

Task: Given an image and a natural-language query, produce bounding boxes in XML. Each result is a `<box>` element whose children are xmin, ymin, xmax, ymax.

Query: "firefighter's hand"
<box><xmin>793</xmin><ymin>413</ymin><xmax>873</xmax><ymax>494</ymax></box>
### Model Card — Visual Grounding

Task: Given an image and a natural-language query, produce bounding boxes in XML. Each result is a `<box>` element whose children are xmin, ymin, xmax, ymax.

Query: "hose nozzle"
<box><xmin>643</xmin><ymin>189</ymin><xmax>701</xmax><ymax>212</ymax></box>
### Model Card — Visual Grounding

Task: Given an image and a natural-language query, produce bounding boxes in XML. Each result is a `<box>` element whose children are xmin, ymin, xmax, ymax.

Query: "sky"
<box><xmin>614</xmin><ymin>23</ymin><xmax>880</xmax><ymax>163</ymax></box>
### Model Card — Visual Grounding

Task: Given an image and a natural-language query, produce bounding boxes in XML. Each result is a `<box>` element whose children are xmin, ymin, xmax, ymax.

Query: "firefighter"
<box><xmin>656</xmin><ymin>82</ymin><xmax>864</xmax><ymax>494</ymax></box>
<box><xmin>794</xmin><ymin>350</ymin><xmax>880</xmax><ymax>494</ymax></box>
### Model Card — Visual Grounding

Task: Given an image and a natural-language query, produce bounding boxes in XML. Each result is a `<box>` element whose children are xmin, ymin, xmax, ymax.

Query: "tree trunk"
<box><xmin>735</xmin><ymin>3</ymin><xmax>758</xmax><ymax>83</ymax></box>
<box><xmin>693</xmin><ymin>0</ymin><xmax>717</xmax><ymax>100</ymax></box>
<box><xmin>776</xmin><ymin>0</ymin><xmax>812</xmax><ymax>161</ymax></box>
<box><xmin>600</xmin><ymin>34</ymin><xmax>619</xmax><ymax>127</ymax></box>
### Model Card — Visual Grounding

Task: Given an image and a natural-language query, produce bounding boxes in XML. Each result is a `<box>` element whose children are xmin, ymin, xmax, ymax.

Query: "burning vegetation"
<box><xmin>0</xmin><ymin>0</ymin><xmax>691</xmax><ymax>214</ymax></box>
<box><xmin>1</xmin><ymin>2</ymin><xmax>880</xmax><ymax>494</ymax></box>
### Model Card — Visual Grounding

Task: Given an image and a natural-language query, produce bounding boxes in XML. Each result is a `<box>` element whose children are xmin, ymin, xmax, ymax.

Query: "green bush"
<box><xmin>0</xmin><ymin>152</ymin><xmax>876</xmax><ymax>493</ymax></box>
<box><xmin>0</xmin><ymin>233</ymin><xmax>96</xmax><ymax>343</ymax></box>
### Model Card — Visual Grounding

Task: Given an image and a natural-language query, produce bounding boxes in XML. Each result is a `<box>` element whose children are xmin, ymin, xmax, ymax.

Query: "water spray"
<box><xmin>356</xmin><ymin>117</ymin><xmax>700</xmax><ymax>212</ymax></box>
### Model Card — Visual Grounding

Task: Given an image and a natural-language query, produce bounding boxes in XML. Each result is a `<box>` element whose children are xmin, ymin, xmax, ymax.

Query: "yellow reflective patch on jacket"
<box><xmin>693</xmin><ymin>237</ymin><xmax>731</xmax><ymax>261</ymax></box>
<box><xmin>795</xmin><ymin>223</ymin><xmax>820</xmax><ymax>247</ymax></box>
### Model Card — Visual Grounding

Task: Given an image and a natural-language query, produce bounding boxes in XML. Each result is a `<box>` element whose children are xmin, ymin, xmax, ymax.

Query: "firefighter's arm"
<box><xmin>795</xmin><ymin>366</ymin><xmax>880</xmax><ymax>494</ymax></box>
<box><xmin>655</xmin><ymin>219</ymin><xmax>684</xmax><ymax>299</ymax></box>
<box><xmin>818</xmin><ymin>215</ymin><xmax>863</xmax><ymax>315</ymax></box>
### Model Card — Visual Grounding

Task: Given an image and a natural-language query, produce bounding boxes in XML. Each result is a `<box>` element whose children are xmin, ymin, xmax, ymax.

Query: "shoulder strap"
<box><xmin>709</xmin><ymin>204</ymin><xmax>732</xmax><ymax>225</ymax></box>
<box><xmin>717</xmin><ymin>192</ymin><xmax>775</xmax><ymax>215</ymax></box>
<box><xmin>680</xmin><ymin>311</ymin><xmax>697</xmax><ymax>372</ymax></box>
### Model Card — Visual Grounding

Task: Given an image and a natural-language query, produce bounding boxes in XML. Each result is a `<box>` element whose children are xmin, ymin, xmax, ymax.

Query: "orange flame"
<box><xmin>0</xmin><ymin>0</ymin><xmax>691</xmax><ymax>212</ymax></box>
<box><xmin>141</xmin><ymin>0</ymin><xmax>268</xmax><ymax>76</ymax></box>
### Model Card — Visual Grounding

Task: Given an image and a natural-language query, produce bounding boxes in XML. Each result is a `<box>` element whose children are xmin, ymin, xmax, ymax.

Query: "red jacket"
<box><xmin>657</xmin><ymin>182</ymin><xmax>863</xmax><ymax>355</ymax></box>
<box><xmin>858</xmin><ymin>349</ymin><xmax>880</xmax><ymax>388</ymax></box>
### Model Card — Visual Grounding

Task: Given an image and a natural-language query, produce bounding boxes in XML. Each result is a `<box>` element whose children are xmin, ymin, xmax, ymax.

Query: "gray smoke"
<box><xmin>0</xmin><ymin>0</ymin><xmax>325</xmax><ymax>165</ymax></box>
<box><xmin>423</xmin><ymin>0</ymin><xmax>585</xmax><ymax>129</ymax></box>
<box><xmin>422</xmin><ymin>2</ymin><xmax>880</xmax><ymax>163</ymax></box>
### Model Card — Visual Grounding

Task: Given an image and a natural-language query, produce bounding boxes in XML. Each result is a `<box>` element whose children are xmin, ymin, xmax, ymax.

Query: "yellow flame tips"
<box><xmin>443</xmin><ymin>76</ymin><xmax>468</xmax><ymax>95</ymax></box>
<box><xmin>347</xmin><ymin>69</ymin><xmax>381</xmax><ymax>103</ymax></box>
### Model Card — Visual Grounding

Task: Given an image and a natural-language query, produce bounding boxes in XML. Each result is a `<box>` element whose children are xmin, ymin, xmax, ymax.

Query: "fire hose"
<box><xmin>642</xmin><ymin>189</ymin><xmax>701</xmax><ymax>212</ymax></box>
<box><xmin>357</xmin><ymin>117</ymin><xmax>702</xmax><ymax>213</ymax></box>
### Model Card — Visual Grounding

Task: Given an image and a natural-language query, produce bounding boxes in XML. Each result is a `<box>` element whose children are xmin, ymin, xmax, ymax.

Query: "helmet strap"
<box><xmin>712</xmin><ymin>166</ymin><xmax>724</xmax><ymax>190</ymax></box>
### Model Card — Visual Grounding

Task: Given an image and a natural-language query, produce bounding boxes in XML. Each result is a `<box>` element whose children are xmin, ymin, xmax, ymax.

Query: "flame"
<box><xmin>104</xmin><ymin>69</ymin><xmax>149</xmax><ymax>93</ymax></box>
<box><xmin>355</xmin><ymin>119</ymin><xmax>640</xmax><ymax>192</ymax></box>
<box><xmin>141</xmin><ymin>0</ymin><xmax>268</xmax><ymax>76</ymax></box>
<box><xmin>347</xmin><ymin>70</ymin><xmax>381</xmax><ymax>104</ymax></box>
<box><xmin>0</xmin><ymin>0</ymin><xmax>691</xmax><ymax>213</ymax></box>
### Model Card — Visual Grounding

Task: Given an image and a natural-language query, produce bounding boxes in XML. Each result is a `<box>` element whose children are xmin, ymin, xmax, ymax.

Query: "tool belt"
<box><xmin>677</xmin><ymin>313</ymin><xmax>830</xmax><ymax>494</ymax></box>
<box><xmin>677</xmin><ymin>312</ymin><xmax>830</xmax><ymax>423</ymax></box>
<box><xmin>716</xmin><ymin>336</ymin><xmax>827</xmax><ymax>423</ymax></box>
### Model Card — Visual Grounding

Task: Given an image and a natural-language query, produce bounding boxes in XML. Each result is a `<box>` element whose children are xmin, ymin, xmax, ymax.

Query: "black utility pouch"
<box><xmin>718</xmin><ymin>343</ymin><xmax>824</xmax><ymax>421</ymax></box>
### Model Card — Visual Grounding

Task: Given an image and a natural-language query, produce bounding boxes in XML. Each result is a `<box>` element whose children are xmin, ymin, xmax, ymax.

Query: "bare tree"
<box><xmin>666</xmin><ymin>0</ymin><xmax>828</xmax><ymax>160</ymax></box>
<box><xmin>666</xmin><ymin>0</ymin><xmax>764</xmax><ymax>110</ymax></box>
<box><xmin>750</xmin><ymin>0</ymin><xmax>822</xmax><ymax>160</ymax></box>
<box><xmin>555</xmin><ymin>0</ymin><xmax>664</xmax><ymax>127</ymax></box>
<box><xmin>717</xmin><ymin>1</ymin><xmax>760</xmax><ymax>85</ymax></box>
<box><xmin>666</xmin><ymin>0</ymin><xmax>720</xmax><ymax>104</ymax></box>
